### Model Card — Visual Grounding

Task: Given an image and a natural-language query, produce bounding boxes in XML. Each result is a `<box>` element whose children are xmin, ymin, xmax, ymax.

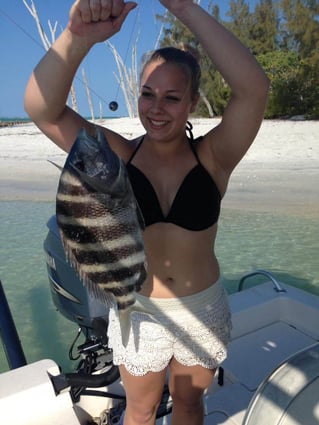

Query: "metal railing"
<box><xmin>0</xmin><ymin>279</ymin><xmax>27</xmax><ymax>369</ymax></box>
<box><xmin>238</xmin><ymin>269</ymin><xmax>287</xmax><ymax>293</ymax></box>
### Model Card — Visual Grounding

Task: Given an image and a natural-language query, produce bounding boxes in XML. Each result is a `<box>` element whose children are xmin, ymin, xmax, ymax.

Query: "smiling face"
<box><xmin>138</xmin><ymin>60</ymin><xmax>199</xmax><ymax>142</ymax></box>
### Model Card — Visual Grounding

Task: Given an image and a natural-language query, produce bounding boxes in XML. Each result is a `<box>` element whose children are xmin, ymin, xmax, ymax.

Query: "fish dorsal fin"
<box><xmin>47</xmin><ymin>159</ymin><xmax>63</xmax><ymax>171</ymax></box>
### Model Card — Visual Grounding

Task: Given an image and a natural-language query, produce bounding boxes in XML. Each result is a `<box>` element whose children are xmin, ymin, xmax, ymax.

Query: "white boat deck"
<box><xmin>158</xmin><ymin>281</ymin><xmax>319</xmax><ymax>424</ymax></box>
<box><xmin>201</xmin><ymin>282</ymin><xmax>319</xmax><ymax>425</ymax></box>
<box><xmin>1</xmin><ymin>279</ymin><xmax>319</xmax><ymax>425</ymax></box>
<box><xmin>203</xmin><ymin>323</ymin><xmax>317</xmax><ymax>424</ymax></box>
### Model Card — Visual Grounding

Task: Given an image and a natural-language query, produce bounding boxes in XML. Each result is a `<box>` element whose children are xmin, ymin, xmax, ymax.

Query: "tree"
<box><xmin>280</xmin><ymin>0</ymin><xmax>319</xmax><ymax>59</ymax></box>
<box><xmin>226</xmin><ymin>0</ymin><xmax>252</xmax><ymax>47</ymax></box>
<box><xmin>23</xmin><ymin>0</ymin><xmax>142</xmax><ymax>118</ymax></box>
<box><xmin>250</xmin><ymin>0</ymin><xmax>278</xmax><ymax>54</ymax></box>
<box><xmin>278</xmin><ymin>0</ymin><xmax>319</xmax><ymax>117</ymax></box>
<box><xmin>157</xmin><ymin>10</ymin><xmax>216</xmax><ymax>116</ymax></box>
<box><xmin>258</xmin><ymin>51</ymin><xmax>299</xmax><ymax>117</ymax></box>
<box><xmin>23</xmin><ymin>0</ymin><xmax>79</xmax><ymax>113</ymax></box>
<box><xmin>106</xmin><ymin>39</ymin><xmax>139</xmax><ymax>118</ymax></box>
<box><xmin>158</xmin><ymin>0</ymin><xmax>318</xmax><ymax>118</ymax></box>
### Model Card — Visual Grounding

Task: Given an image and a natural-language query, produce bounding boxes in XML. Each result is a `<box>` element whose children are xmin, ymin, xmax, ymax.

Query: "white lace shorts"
<box><xmin>107</xmin><ymin>280</ymin><xmax>232</xmax><ymax>376</ymax></box>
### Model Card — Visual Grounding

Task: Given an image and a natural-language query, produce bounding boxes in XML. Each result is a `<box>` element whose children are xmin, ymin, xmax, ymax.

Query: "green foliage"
<box><xmin>249</xmin><ymin>0</ymin><xmax>278</xmax><ymax>54</ymax></box>
<box><xmin>258</xmin><ymin>51</ymin><xmax>306</xmax><ymax>117</ymax></box>
<box><xmin>156</xmin><ymin>0</ymin><xmax>319</xmax><ymax>119</ymax></box>
<box><xmin>226</xmin><ymin>0</ymin><xmax>253</xmax><ymax>47</ymax></box>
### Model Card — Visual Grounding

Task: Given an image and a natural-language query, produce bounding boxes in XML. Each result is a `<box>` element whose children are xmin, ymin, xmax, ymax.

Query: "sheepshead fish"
<box><xmin>54</xmin><ymin>127</ymin><xmax>147</xmax><ymax>345</ymax></box>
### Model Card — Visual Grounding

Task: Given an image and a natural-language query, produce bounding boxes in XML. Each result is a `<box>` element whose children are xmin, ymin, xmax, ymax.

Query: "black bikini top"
<box><xmin>126</xmin><ymin>136</ymin><xmax>221</xmax><ymax>231</ymax></box>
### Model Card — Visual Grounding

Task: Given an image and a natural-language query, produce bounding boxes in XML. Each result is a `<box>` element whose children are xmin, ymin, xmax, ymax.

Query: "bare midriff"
<box><xmin>139</xmin><ymin>222</ymin><xmax>220</xmax><ymax>298</ymax></box>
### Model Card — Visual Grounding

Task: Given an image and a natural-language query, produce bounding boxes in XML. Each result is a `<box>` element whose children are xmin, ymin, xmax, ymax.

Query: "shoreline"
<box><xmin>1</xmin><ymin>118</ymin><xmax>318</xmax><ymax>218</ymax></box>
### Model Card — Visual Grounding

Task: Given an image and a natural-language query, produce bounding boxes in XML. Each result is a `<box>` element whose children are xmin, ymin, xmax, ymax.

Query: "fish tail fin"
<box><xmin>118</xmin><ymin>309</ymin><xmax>132</xmax><ymax>347</ymax></box>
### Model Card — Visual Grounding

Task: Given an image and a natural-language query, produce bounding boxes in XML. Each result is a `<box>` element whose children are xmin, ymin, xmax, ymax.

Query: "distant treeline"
<box><xmin>0</xmin><ymin>119</ymin><xmax>31</xmax><ymax>128</ymax></box>
<box><xmin>158</xmin><ymin>0</ymin><xmax>319</xmax><ymax>119</ymax></box>
<box><xmin>0</xmin><ymin>117</ymin><xmax>121</xmax><ymax>128</ymax></box>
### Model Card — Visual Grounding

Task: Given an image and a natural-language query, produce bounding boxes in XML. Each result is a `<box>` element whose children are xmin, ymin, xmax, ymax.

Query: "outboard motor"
<box><xmin>43</xmin><ymin>216</ymin><xmax>172</xmax><ymax>422</ymax></box>
<box><xmin>43</xmin><ymin>215</ymin><xmax>121</xmax><ymax>402</ymax></box>
<box><xmin>44</xmin><ymin>215</ymin><xmax>109</xmax><ymax>330</ymax></box>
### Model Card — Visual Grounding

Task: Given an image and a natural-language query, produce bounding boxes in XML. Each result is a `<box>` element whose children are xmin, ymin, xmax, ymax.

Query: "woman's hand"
<box><xmin>68</xmin><ymin>0</ymin><xmax>137</xmax><ymax>44</ymax></box>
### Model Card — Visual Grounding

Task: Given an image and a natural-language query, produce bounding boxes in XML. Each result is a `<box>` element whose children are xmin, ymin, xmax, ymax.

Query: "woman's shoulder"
<box><xmin>100</xmin><ymin>127</ymin><xmax>144</xmax><ymax>162</ymax></box>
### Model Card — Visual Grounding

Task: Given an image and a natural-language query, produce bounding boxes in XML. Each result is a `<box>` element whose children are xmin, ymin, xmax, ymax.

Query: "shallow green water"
<box><xmin>0</xmin><ymin>201</ymin><xmax>318</xmax><ymax>373</ymax></box>
<box><xmin>216</xmin><ymin>209</ymin><xmax>319</xmax><ymax>295</ymax></box>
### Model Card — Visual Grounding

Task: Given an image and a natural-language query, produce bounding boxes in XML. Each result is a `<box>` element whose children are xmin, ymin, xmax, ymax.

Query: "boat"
<box><xmin>0</xmin><ymin>215</ymin><xmax>318</xmax><ymax>425</ymax></box>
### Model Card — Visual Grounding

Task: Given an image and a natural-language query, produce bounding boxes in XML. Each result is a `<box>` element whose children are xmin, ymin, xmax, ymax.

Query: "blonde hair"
<box><xmin>141</xmin><ymin>45</ymin><xmax>201</xmax><ymax>99</ymax></box>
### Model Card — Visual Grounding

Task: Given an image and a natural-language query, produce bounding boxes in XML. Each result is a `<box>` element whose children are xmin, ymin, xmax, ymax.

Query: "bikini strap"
<box><xmin>186</xmin><ymin>120</ymin><xmax>194</xmax><ymax>142</ymax></box>
<box><xmin>188</xmin><ymin>134</ymin><xmax>204</xmax><ymax>164</ymax></box>
<box><xmin>128</xmin><ymin>131</ymin><xmax>204</xmax><ymax>165</ymax></box>
<box><xmin>186</xmin><ymin>120</ymin><xmax>204</xmax><ymax>163</ymax></box>
<box><xmin>127</xmin><ymin>135</ymin><xmax>145</xmax><ymax>164</ymax></box>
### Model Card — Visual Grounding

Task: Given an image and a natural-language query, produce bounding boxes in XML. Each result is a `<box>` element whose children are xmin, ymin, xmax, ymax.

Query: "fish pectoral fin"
<box><xmin>118</xmin><ymin>309</ymin><xmax>132</xmax><ymax>347</ymax></box>
<box><xmin>136</xmin><ymin>202</ymin><xmax>146</xmax><ymax>230</ymax></box>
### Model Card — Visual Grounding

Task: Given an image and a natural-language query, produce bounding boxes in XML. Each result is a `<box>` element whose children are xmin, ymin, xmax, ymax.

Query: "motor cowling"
<box><xmin>43</xmin><ymin>215</ymin><xmax>109</xmax><ymax>329</ymax></box>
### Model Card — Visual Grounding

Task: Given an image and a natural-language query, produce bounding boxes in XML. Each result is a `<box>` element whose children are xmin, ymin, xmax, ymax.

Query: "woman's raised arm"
<box><xmin>24</xmin><ymin>0</ymin><xmax>137</xmax><ymax>152</ymax></box>
<box><xmin>161</xmin><ymin>0</ymin><xmax>270</xmax><ymax>172</ymax></box>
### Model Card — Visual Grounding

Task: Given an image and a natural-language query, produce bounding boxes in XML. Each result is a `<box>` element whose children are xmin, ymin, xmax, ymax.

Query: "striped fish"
<box><xmin>54</xmin><ymin>127</ymin><xmax>147</xmax><ymax>345</ymax></box>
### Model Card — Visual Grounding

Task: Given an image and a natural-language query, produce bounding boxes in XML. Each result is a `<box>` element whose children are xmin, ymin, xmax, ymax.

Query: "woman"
<box><xmin>24</xmin><ymin>1</ymin><xmax>269</xmax><ymax>424</ymax></box>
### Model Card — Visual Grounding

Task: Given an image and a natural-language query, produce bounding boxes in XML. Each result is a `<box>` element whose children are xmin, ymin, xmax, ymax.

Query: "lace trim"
<box><xmin>108</xmin><ymin>286</ymin><xmax>232</xmax><ymax>376</ymax></box>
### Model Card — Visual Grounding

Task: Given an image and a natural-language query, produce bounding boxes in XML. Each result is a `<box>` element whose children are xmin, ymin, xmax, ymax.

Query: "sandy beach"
<box><xmin>0</xmin><ymin>118</ymin><xmax>318</xmax><ymax>217</ymax></box>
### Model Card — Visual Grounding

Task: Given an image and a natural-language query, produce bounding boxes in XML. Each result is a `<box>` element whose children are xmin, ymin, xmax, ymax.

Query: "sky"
<box><xmin>0</xmin><ymin>0</ymin><xmax>257</xmax><ymax>119</ymax></box>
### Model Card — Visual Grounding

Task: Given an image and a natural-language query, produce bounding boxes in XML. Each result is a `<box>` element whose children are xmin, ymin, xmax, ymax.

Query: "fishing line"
<box><xmin>109</xmin><ymin>0</ymin><xmax>163</xmax><ymax>111</ymax></box>
<box><xmin>108</xmin><ymin>3</ymin><xmax>140</xmax><ymax>112</ymax></box>
<box><xmin>0</xmin><ymin>6</ymin><xmax>46</xmax><ymax>51</ymax></box>
<box><xmin>0</xmin><ymin>6</ymin><xmax>113</xmax><ymax>112</ymax></box>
